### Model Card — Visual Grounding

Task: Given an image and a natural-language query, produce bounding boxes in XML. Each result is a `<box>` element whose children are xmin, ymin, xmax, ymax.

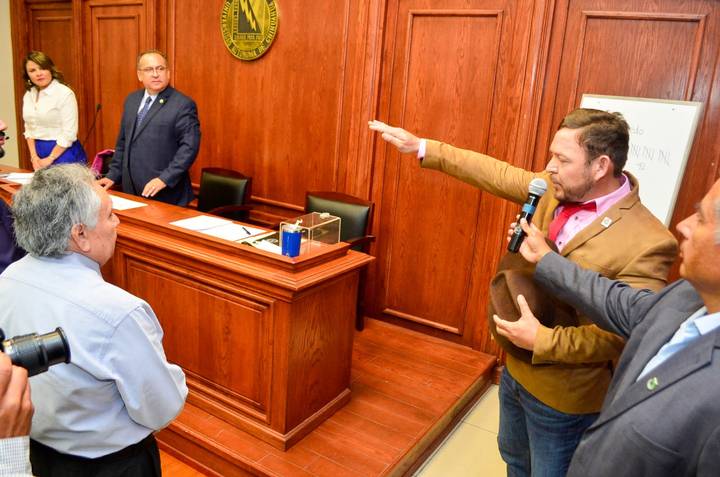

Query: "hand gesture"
<box><xmin>97</xmin><ymin>177</ymin><xmax>115</xmax><ymax>190</ymax></box>
<box><xmin>368</xmin><ymin>120</ymin><xmax>421</xmax><ymax>154</ymax></box>
<box><xmin>142</xmin><ymin>178</ymin><xmax>167</xmax><ymax>198</ymax></box>
<box><xmin>492</xmin><ymin>294</ymin><xmax>541</xmax><ymax>351</ymax></box>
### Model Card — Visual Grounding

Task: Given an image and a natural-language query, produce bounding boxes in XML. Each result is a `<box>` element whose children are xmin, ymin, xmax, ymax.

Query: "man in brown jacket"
<box><xmin>369</xmin><ymin>109</ymin><xmax>678</xmax><ymax>477</ymax></box>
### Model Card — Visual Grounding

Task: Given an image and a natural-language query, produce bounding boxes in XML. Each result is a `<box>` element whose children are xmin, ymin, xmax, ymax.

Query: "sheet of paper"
<box><xmin>202</xmin><ymin>223</ymin><xmax>264</xmax><ymax>241</ymax></box>
<box><xmin>110</xmin><ymin>195</ymin><xmax>148</xmax><ymax>210</ymax></box>
<box><xmin>170</xmin><ymin>215</ymin><xmax>232</xmax><ymax>231</ymax></box>
<box><xmin>251</xmin><ymin>239</ymin><xmax>282</xmax><ymax>255</ymax></box>
<box><xmin>3</xmin><ymin>172</ymin><xmax>34</xmax><ymax>185</ymax></box>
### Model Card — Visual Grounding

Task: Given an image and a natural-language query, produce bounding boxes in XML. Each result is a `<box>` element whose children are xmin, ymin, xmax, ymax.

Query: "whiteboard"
<box><xmin>579</xmin><ymin>95</ymin><xmax>703</xmax><ymax>225</ymax></box>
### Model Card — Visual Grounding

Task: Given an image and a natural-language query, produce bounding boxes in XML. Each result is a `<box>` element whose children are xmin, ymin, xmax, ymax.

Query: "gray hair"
<box><xmin>12</xmin><ymin>164</ymin><xmax>101</xmax><ymax>257</ymax></box>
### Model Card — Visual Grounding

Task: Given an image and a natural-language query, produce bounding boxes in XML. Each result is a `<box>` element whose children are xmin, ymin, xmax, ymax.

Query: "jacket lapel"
<box><xmin>132</xmin><ymin>87</ymin><xmax>173</xmax><ymax>141</ymax></box>
<box><xmin>608</xmin><ymin>307</ymin><xmax>690</xmax><ymax>401</ymax></box>
<box><xmin>591</xmin><ymin>330</ymin><xmax>718</xmax><ymax>429</ymax></box>
<box><xmin>127</xmin><ymin>91</ymin><xmax>143</xmax><ymax>143</ymax></box>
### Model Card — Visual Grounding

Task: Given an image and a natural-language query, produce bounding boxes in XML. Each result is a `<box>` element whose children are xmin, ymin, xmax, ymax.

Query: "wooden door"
<box><xmin>370</xmin><ymin>0</ymin><xmax>541</xmax><ymax>351</ymax></box>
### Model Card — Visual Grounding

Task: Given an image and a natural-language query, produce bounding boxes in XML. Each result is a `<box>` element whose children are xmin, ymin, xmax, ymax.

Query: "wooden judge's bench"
<box><xmin>1</xmin><ymin>173</ymin><xmax>373</xmax><ymax>453</ymax></box>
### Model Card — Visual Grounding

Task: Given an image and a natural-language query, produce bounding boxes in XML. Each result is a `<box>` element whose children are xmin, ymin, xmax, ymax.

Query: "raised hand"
<box><xmin>368</xmin><ymin>120</ymin><xmax>421</xmax><ymax>154</ymax></box>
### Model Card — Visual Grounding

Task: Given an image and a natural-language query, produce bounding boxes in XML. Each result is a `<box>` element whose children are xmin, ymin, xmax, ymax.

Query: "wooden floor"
<box><xmin>158</xmin><ymin>319</ymin><xmax>496</xmax><ymax>476</ymax></box>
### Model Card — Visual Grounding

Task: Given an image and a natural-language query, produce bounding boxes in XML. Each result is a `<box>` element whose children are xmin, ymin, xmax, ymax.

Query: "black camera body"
<box><xmin>0</xmin><ymin>327</ymin><xmax>71</xmax><ymax>376</ymax></box>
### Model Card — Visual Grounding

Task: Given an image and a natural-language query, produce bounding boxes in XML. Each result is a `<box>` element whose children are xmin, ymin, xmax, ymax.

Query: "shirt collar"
<box><xmin>141</xmin><ymin>90</ymin><xmax>159</xmax><ymax>104</ymax></box>
<box><xmin>594</xmin><ymin>173</ymin><xmax>630</xmax><ymax>214</ymax></box>
<box><xmin>36</xmin><ymin>79</ymin><xmax>60</xmax><ymax>97</ymax></box>
<box><xmin>692</xmin><ymin>307</ymin><xmax>720</xmax><ymax>335</ymax></box>
<box><xmin>33</xmin><ymin>251</ymin><xmax>102</xmax><ymax>275</ymax></box>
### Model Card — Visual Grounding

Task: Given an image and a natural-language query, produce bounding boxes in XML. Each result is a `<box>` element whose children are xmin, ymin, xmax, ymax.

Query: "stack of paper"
<box><xmin>170</xmin><ymin>215</ymin><xmax>265</xmax><ymax>242</ymax></box>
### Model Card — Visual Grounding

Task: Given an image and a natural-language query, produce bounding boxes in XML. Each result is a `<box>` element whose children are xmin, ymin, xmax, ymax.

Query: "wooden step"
<box><xmin>158</xmin><ymin>319</ymin><xmax>496</xmax><ymax>476</ymax></box>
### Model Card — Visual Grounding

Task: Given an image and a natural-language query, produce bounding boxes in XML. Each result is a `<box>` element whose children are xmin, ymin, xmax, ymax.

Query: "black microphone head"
<box><xmin>529</xmin><ymin>178</ymin><xmax>547</xmax><ymax>197</ymax></box>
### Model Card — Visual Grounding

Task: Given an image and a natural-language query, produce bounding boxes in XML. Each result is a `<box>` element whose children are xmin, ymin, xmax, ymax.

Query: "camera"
<box><xmin>0</xmin><ymin>327</ymin><xmax>71</xmax><ymax>376</ymax></box>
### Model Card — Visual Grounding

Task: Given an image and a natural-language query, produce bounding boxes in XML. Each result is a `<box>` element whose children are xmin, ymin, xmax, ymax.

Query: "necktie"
<box><xmin>548</xmin><ymin>201</ymin><xmax>597</xmax><ymax>242</ymax></box>
<box><xmin>136</xmin><ymin>96</ymin><xmax>152</xmax><ymax>127</ymax></box>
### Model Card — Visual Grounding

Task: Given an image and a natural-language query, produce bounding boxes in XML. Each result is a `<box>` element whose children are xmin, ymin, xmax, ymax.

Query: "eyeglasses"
<box><xmin>139</xmin><ymin>65</ymin><xmax>168</xmax><ymax>75</ymax></box>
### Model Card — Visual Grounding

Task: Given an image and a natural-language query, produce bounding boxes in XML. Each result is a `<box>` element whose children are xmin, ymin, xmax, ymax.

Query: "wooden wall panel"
<box><xmin>167</xmin><ymin>0</ymin><xmax>371</xmax><ymax>214</ymax></box>
<box><xmin>27</xmin><ymin>3</ymin><xmax>77</xmax><ymax>91</ymax></box>
<box><xmin>83</xmin><ymin>1</ymin><xmax>149</xmax><ymax>157</ymax></box>
<box><xmin>381</xmin><ymin>10</ymin><xmax>501</xmax><ymax>334</ymax></box>
<box><xmin>371</xmin><ymin>0</ymin><xmax>538</xmax><ymax>345</ymax></box>
<box><xmin>124</xmin><ymin>257</ymin><xmax>273</xmax><ymax>417</ymax></box>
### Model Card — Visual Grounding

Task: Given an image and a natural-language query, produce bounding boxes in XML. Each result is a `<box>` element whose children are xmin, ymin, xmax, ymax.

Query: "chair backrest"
<box><xmin>305</xmin><ymin>191</ymin><xmax>373</xmax><ymax>248</ymax></box>
<box><xmin>197</xmin><ymin>167</ymin><xmax>252</xmax><ymax>212</ymax></box>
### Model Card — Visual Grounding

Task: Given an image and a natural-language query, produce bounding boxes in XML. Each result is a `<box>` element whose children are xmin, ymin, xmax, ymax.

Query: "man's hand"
<box><xmin>97</xmin><ymin>177</ymin><xmax>115</xmax><ymax>190</ymax></box>
<box><xmin>492</xmin><ymin>294</ymin><xmax>542</xmax><ymax>351</ymax></box>
<box><xmin>507</xmin><ymin>218</ymin><xmax>553</xmax><ymax>264</ymax></box>
<box><xmin>142</xmin><ymin>177</ymin><xmax>167</xmax><ymax>198</ymax></box>
<box><xmin>0</xmin><ymin>353</ymin><xmax>33</xmax><ymax>438</ymax></box>
<box><xmin>368</xmin><ymin>120</ymin><xmax>421</xmax><ymax>154</ymax></box>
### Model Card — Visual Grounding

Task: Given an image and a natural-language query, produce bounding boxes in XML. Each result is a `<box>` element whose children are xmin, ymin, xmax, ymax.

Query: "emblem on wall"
<box><xmin>221</xmin><ymin>0</ymin><xmax>279</xmax><ymax>61</ymax></box>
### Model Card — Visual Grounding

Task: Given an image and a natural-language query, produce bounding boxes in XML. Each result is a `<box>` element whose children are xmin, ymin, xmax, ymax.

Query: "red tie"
<box><xmin>548</xmin><ymin>202</ymin><xmax>597</xmax><ymax>242</ymax></box>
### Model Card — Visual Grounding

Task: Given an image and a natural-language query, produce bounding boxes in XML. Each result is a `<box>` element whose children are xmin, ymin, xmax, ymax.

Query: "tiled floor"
<box><xmin>415</xmin><ymin>385</ymin><xmax>504</xmax><ymax>476</ymax></box>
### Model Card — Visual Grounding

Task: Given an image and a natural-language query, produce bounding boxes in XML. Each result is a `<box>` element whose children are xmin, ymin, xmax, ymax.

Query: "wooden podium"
<box><xmin>106</xmin><ymin>193</ymin><xmax>373</xmax><ymax>450</ymax></box>
<box><xmin>1</xmin><ymin>174</ymin><xmax>373</xmax><ymax>451</ymax></box>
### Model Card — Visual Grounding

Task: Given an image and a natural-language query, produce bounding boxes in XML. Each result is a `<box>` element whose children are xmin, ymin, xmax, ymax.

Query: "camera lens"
<box><xmin>0</xmin><ymin>328</ymin><xmax>71</xmax><ymax>377</ymax></box>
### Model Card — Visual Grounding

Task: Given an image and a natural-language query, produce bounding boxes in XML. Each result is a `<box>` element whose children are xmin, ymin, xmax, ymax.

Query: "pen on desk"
<box><xmin>242</xmin><ymin>226</ymin><xmax>251</xmax><ymax>235</ymax></box>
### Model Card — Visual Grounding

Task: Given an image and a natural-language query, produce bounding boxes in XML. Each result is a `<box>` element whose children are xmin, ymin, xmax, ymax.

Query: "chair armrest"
<box><xmin>345</xmin><ymin>235</ymin><xmax>375</xmax><ymax>250</ymax></box>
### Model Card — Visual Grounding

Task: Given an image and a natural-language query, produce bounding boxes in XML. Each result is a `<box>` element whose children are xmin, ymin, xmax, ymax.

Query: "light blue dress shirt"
<box><xmin>137</xmin><ymin>91</ymin><xmax>157</xmax><ymax>113</ymax></box>
<box><xmin>638</xmin><ymin>307</ymin><xmax>720</xmax><ymax>380</ymax></box>
<box><xmin>0</xmin><ymin>253</ymin><xmax>187</xmax><ymax>458</ymax></box>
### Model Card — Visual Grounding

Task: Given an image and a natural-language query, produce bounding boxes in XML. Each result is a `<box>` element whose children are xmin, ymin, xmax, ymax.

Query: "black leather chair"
<box><xmin>305</xmin><ymin>191</ymin><xmax>375</xmax><ymax>330</ymax></box>
<box><xmin>197</xmin><ymin>167</ymin><xmax>254</xmax><ymax>222</ymax></box>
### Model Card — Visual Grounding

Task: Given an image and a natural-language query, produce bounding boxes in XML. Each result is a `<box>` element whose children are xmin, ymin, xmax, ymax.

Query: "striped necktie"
<box><xmin>136</xmin><ymin>96</ymin><xmax>152</xmax><ymax>126</ymax></box>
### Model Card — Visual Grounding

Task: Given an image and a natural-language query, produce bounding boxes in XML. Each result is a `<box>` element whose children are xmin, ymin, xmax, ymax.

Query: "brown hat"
<box><xmin>488</xmin><ymin>244</ymin><xmax>577</xmax><ymax>363</ymax></box>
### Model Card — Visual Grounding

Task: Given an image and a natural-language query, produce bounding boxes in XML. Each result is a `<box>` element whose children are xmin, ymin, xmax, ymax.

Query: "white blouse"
<box><xmin>22</xmin><ymin>79</ymin><xmax>79</xmax><ymax>148</ymax></box>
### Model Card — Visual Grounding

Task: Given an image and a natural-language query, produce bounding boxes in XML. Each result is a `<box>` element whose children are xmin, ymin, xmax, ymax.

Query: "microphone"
<box><xmin>82</xmin><ymin>103</ymin><xmax>102</xmax><ymax>145</ymax></box>
<box><xmin>508</xmin><ymin>178</ymin><xmax>547</xmax><ymax>253</ymax></box>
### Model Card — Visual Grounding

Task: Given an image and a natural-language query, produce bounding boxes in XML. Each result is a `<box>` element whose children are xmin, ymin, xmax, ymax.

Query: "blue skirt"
<box><xmin>35</xmin><ymin>139</ymin><xmax>87</xmax><ymax>166</ymax></box>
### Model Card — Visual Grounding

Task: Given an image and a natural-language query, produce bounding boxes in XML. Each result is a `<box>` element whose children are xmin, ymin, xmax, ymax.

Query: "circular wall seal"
<box><xmin>221</xmin><ymin>0</ymin><xmax>279</xmax><ymax>61</ymax></box>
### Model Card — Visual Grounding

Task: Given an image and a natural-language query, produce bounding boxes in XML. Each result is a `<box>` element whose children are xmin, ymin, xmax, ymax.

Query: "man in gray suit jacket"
<box><xmin>99</xmin><ymin>50</ymin><xmax>200</xmax><ymax>206</ymax></box>
<box><xmin>493</xmin><ymin>179</ymin><xmax>720</xmax><ymax>476</ymax></box>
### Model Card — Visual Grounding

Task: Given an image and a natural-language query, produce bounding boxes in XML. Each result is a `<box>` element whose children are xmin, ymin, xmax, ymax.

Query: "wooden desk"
<box><xmin>1</xmin><ymin>174</ymin><xmax>373</xmax><ymax>450</ymax></box>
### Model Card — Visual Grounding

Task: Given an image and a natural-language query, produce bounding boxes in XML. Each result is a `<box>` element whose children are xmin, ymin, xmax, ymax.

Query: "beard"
<box><xmin>0</xmin><ymin>146</ymin><xmax>5</xmax><ymax>159</ymax></box>
<box><xmin>554</xmin><ymin>169</ymin><xmax>595</xmax><ymax>203</ymax></box>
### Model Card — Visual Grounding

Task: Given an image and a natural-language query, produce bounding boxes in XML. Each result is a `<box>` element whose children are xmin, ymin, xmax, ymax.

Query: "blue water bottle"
<box><xmin>281</xmin><ymin>222</ymin><xmax>302</xmax><ymax>257</ymax></box>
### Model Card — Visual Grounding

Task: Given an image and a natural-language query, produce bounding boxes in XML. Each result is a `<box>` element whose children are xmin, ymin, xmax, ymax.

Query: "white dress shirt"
<box><xmin>22</xmin><ymin>79</ymin><xmax>79</xmax><ymax>148</ymax></box>
<box><xmin>0</xmin><ymin>253</ymin><xmax>187</xmax><ymax>458</ymax></box>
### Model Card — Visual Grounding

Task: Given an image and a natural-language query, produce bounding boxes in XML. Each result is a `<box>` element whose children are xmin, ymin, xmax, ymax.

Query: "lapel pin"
<box><xmin>601</xmin><ymin>217</ymin><xmax>613</xmax><ymax>228</ymax></box>
<box><xmin>646</xmin><ymin>376</ymin><xmax>659</xmax><ymax>391</ymax></box>
<box><xmin>159</xmin><ymin>98</ymin><xmax>165</xmax><ymax>105</ymax></box>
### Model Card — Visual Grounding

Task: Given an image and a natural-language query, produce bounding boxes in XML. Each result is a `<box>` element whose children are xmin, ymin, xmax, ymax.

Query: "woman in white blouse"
<box><xmin>22</xmin><ymin>51</ymin><xmax>86</xmax><ymax>170</ymax></box>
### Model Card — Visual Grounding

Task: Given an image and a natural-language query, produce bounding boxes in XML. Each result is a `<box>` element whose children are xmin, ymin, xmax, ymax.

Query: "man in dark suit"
<box><xmin>495</xmin><ymin>179</ymin><xmax>720</xmax><ymax>476</ymax></box>
<box><xmin>99</xmin><ymin>50</ymin><xmax>200</xmax><ymax>206</ymax></box>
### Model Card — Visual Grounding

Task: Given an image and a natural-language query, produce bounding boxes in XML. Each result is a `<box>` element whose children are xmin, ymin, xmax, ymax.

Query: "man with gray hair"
<box><xmin>498</xmin><ymin>178</ymin><xmax>720</xmax><ymax>476</ymax></box>
<box><xmin>0</xmin><ymin>164</ymin><xmax>187</xmax><ymax>476</ymax></box>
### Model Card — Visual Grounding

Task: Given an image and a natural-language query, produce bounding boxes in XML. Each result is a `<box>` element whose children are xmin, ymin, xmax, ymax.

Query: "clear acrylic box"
<box><xmin>280</xmin><ymin>212</ymin><xmax>340</xmax><ymax>256</ymax></box>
